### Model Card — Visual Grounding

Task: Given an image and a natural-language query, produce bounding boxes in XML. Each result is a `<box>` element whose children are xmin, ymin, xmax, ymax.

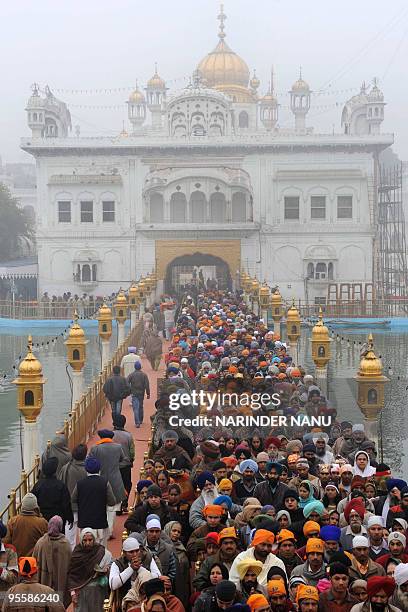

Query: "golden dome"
<box><xmin>18</xmin><ymin>336</ymin><xmax>43</xmax><ymax>377</ymax></box>
<box><xmin>287</xmin><ymin>300</ymin><xmax>300</xmax><ymax>321</ymax></box>
<box><xmin>250</xmin><ymin>70</ymin><xmax>260</xmax><ymax>91</ymax></box>
<box><xmin>67</xmin><ymin>311</ymin><xmax>85</xmax><ymax>340</ymax></box>
<box><xmin>271</xmin><ymin>290</ymin><xmax>282</xmax><ymax>304</ymax></box>
<box><xmin>259</xmin><ymin>285</ymin><xmax>270</xmax><ymax>298</ymax></box>
<box><xmin>129</xmin><ymin>87</ymin><xmax>145</xmax><ymax>103</ymax></box>
<box><xmin>98</xmin><ymin>302</ymin><xmax>112</xmax><ymax>320</ymax></box>
<box><xmin>292</xmin><ymin>69</ymin><xmax>310</xmax><ymax>92</ymax></box>
<box><xmin>196</xmin><ymin>6</ymin><xmax>252</xmax><ymax>102</ymax></box>
<box><xmin>312</xmin><ymin>308</ymin><xmax>329</xmax><ymax>339</ymax></box>
<box><xmin>116</xmin><ymin>290</ymin><xmax>128</xmax><ymax>305</ymax></box>
<box><xmin>147</xmin><ymin>65</ymin><xmax>166</xmax><ymax>89</ymax></box>
<box><xmin>358</xmin><ymin>334</ymin><xmax>383</xmax><ymax>377</ymax></box>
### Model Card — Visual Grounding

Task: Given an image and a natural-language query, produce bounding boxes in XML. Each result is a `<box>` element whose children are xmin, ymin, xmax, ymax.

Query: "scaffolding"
<box><xmin>377</xmin><ymin>162</ymin><xmax>408</xmax><ymax>304</ymax></box>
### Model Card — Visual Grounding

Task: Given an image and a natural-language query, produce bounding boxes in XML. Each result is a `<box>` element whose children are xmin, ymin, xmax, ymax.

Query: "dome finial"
<box><xmin>27</xmin><ymin>335</ymin><xmax>33</xmax><ymax>352</ymax></box>
<box><xmin>218</xmin><ymin>3</ymin><xmax>227</xmax><ymax>39</ymax></box>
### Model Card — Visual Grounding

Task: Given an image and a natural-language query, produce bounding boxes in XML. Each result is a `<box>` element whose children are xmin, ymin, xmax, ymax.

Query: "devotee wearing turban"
<box><xmin>340</xmin><ymin>499</ymin><xmax>368</xmax><ymax>552</ymax></box>
<box><xmin>253</xmin><ymin>462</ymin><xmax>290</xmax><ymax>509</ymax></box>
<box><xmin>390</xmin><ymin>563</ymin><xmax>408</xmax><ymax>611</ymax></box>
<box><xmin>354</xmin><ymin>576</ymin><xmax>398</xmax><ymax>612</ymax></box>
<box><xmin>276</xmin><ymin>529</ymin><xmax>303</xmax><ymax>577</ymax></box>
<box><xmin>319</xmin><ymin>525</ymin><xmax>342</xmax><ymax>562</ymax></box>
<box><xmin>189</xmin><ymin>472</ymin><xmax>219</xmax><ymax>529</ymax></box>
<box><xmin>229</xmin><ymin>529</ymin><xmax>286</xmax><ymax>588</ymax></box>
<box><xmin>318</xmin><ymin>562</ymin><xmax>357</xmax><ymax>612</ymax></box>
<box><xmin>187</xmin><ymin>504</ymin><xmax>225</xmax><ymax>558</ymax></box>
<box><xmin>247</xmin><ymin>593</ymin><xmax>270</xmax><ymax>612</ymax></box>
<box><xmin>125</xmin><ymin>484</ymin><xmax>179</xmax><ymax>534</ymax></box>
<box><xmin>193</xmin><ymin>527</ymin><xmax>240</xmax><ymax>591</ymax></box>
<box><xmin>235</xmin><ymin>559</ymin><xmax>267</xmax><ymax>601</ymax></box>
<box><xmin>290</xmin><ymin>538</ymin><xmax>327</xmax><ymax>587</ymax></box>
<box><xmin>232</xmin><ymin>460</ymin><xmax>259</xmax><ymax>505</ymax></box>
<box><xmin>349</xmin><ymin>536</ymin><xmax>386</xmax><ymax>581</ymax></box>
<box><xmin>109</xmin><ymin>537</ymin><xmax>153</xmax><ymax>611</ymax></box>
<box><xmin>31</xmin><ymin>457</ymin><xmax>73</xmax><ymax>529</ymax></box>
<box><xmin>296</xmin><ymin>584</ymin><xmax>319</xmax><ymax>612</ymax></box>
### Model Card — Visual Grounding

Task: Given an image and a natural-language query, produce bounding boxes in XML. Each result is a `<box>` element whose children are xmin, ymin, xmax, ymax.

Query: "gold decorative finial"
<box><xmin>27</xmin><ymin>335</ymin><xmax>33</xmax><ymax>352</ymax></box>
<box><xmin>73</xmin><ymin>309</ymin><xmax>79</xmax><ymax>322</ymax></box>
<box><xmin>218</xmin><ymin>3</ymin><xmax>227</xmax><ymax>39</ymax></box>
<box><xmin>368</xmin><ymin>332</ymin><xmax>374</xmax><ymax>348</ymax></box>
<box><xmin>299</xmin><ymin>65</ymin><xmax>302</xmax><ymax>80</ymax></box>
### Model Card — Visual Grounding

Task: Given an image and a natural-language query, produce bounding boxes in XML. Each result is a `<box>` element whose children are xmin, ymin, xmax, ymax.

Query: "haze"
<box><xmin>2</xmin><ymin>0</ymin><xmax>408</xmax><ymax>160</ymax></box>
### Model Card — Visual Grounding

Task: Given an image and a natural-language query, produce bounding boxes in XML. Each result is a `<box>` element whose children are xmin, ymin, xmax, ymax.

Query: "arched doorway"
<box><xmin>165</xmin><ymin>252</ymin><xmax>232</xmax><ymax>295</ymax></box>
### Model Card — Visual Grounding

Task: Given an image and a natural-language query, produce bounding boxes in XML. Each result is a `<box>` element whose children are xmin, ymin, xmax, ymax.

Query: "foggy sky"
<box><xmin>2</xmin><ymin>0</ymin><xmax>408</xmax><ymax>162</ymax></box>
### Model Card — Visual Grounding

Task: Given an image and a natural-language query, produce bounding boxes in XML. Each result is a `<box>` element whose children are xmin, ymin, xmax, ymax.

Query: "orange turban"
<box><xmin>219</xmin><ymin>527</ymin><xmax>238</xmax><ymax>541</ymax></box>
<box><xmin>267</xmin><ymin>579</ymin><xmax>287</xmax><ymax>596</ymax></box>
<box><xmin>218</xmin><ymin>478</ymin><xmax>233</xmax><ymax>492</ymax></box>
<box><xmin>296</xmin><ymin>584</ymin><xmax>319</xmax><ymax>604</ymax></box>
<box><xmin>247</xmin><ymin>594</ymin><xmax>270</xmax><ymax>612</ymax></box>
<box><xmin>222</xmin><ymin>457</ymin><xmax>238</xmax><ymax>468</ymax></box>
<box><xmin>18</xmin><ymin>557</ymin><xmax>37</xmax><ymax>577</ymax></box>
<box><xmin>303</xmin><ymin>520</ymin><xmax>321</xmax><ymax>536</ymax></box>
<box><xmin>251</xmin><ymin>529</ymin><xmax>275</xmax><ymax>547</ymax></box>
<box><xmin>203</xmin><ymin>504</ymin><xmax>223</xmax><ymax>517</ymax></box>
<box><xmin>305</xmin><ymin>537</ymin><xmax>324</xmax><ymax>554</ymax></box>
<box><xmin>277</xmin><ymin>529</ymin><xmax>296</xmax><ymax>544</ymax></box>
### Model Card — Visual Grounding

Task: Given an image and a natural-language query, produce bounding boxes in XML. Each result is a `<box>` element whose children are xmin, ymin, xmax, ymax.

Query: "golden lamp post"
<box><xmin>286</xmin><ymin>300</ymin><xmax>301</xmax><ymax>362</ymax></box>
<box><xmin>310</xmin><ymin>307</ymin><xmax>332</xmax><ymax>391</ymax></box>
<box><xmin>13</xmin><ymin>336</ymin><xmax>46</xmax><ymax>470</ymax></box>
<box><xmin>64</xmin><ymin>311</ymin><xmax>88</xmax><ymax>407</ymax></box>
<box><xmin>355</xmin><ymin>333</ymin><xmax>389</xmax><ymax>452</ymax></box>
<box><xmin>250</xmin><ymin>278</ymin><xmax>260</xmax><ymax>315</ymax></box>
<box><xmin>270</xmin><ymin>289</ymin><xmax>284</xmax><ymax>336</ymax></box>
<box><xmin>259</xmin><ymin>284</ymin><xmax>270</xmax><ymax>325</ymax></box>
<box><xmin>97</xmin><ymin>301</ymin><xmax>113</xmax><ymax>367</ymax></box>
<box><xmin>137</xmin><ymin>278</ymin><xmax>146</xmax><ymax>315</ymax></box>
<box><xmin>128</xmin><ymin>283</ymin><xmax>139</xmax><ymax>329</ymax></box>
<box><xmin>114</xmin><ymin>291</ymin><xmax>128</xmax><ymax>346</ymax></box>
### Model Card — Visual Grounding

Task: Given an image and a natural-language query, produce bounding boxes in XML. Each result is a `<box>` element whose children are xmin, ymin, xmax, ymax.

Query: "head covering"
<box><xmin>352</xmin><ymin>535</ymin><xmax>369</xmax><ymax>548</ymax></box>
<box><xmin>352</xmin><ymin>424</ymin><xmax>364</xmax><ymax>432</ymax></box>
<box><xmin>146</xmin><ymin>518</ymin><xmax>161</xmax><ymax>530</ymax></box>
<box><xmin>203</xmin><ymin>504</ymin><xmax>224</xmax><ymax>517</ymax></box>
<box><xmin>42</xmin><ymin>456</ymin><xmax>58</xmax><ymax>477</ymax></box>
<box><xmin>303</xmin><ymin>500</ymin><xmax>325</xmax><ymax>518</ymax></box>
<box><xmin>219</xmin><ymin>478</ymin><xmax>233</xmax><ymax>492</ymax></box>
<box><xmin>21</xmin><ymin>493</ymin><xmax>39</xmax><ymax>514</ymax></box>
<box><xmin>144</xmin><ymin>578</ymin><xmax>165</xmax><ymax>598</ymax></box>
<box><xmin>328</xmin><ymin>563</ymin><xmax>349</xmax><ymax>577</ymax></box>
<box><xmin>128</xmin><ymin>346</ymin><xmax>137</xmax><ymax>353</ymax></box>
<box><xmin>134</xmin><ymin>362</ymin><xmax>142</xmax><ymax>370</ymax></box>
<box><xmin>344</xmin><ymin>498</ymin><xmax>365</xmax><ymax>522</ymax></box>
<box><xmin>147</xmin><ymin>484</ymin><xmax>162</xmax><ymax>498</ymax></box>
<box><xmin>388</xmin><ymin>531</ymin><xmax>406</xmax><ymax>547</ymax></box>
<box><xmin>162</xmin><ymin>430</ymin><xmax>179</xmax><ymax>442</ymax></box>
<box><xmin>137</xmin><ymin>479</ymin><xmax>153</xmax><ymax>492</ymax></box>
<box><xmin>97</xmin><ymin>429</ymin><xmax>114</xmax><ymax>438</ymax></box>
<box><xmin>123</xmin><ymin>537</ymin><xmax>140</xmax><ymax>552</ymax></box>
<box><xmin>256</xmin><ymin>452</ymin><xmax>269</xmax><ymax>463</ymax></box>
<box><xmin>247</xmin><ymin>594</ymin><xmax>269</xmax><ymax>612</ymax></box>
<box><xmin>267</xmin><ymin>580</ymin><xmax>287</xmax><ymax>596</ymax></box>
<box><xmin>276</xmin><ymin>510</ymin><xmax>291</xmax><ymax>526</ymax></box>
<box><xmin>266</xmin><ymin>461</ymin><xmax>283</xmax><ymax>474</ymax></box>
<box><xmin>205</xmin><ymin>532</ymin><xmax>220</xmax><ymax>545</ymax></box>
<box><xmin>340</xmin><ymin>463</ymin><xmax>354</xmax><ymax>475</ymax></box>
<box><xmin>240</xmin><ymin>459</ymin><xmax>258</xmax><ymax>474</ymax></box>
<box><xmin>366</xmin><ymin>576</ymin><xmax>396</xmax><ymax>598</ymax></box>
<box><xmin>386</xmin><ymin>478</ymin><xmax>407</xmax><ymax>492</ymax></box>
<box><xmin>251</xmin><ymin>529</ymin><xmax>275</xmax><ymax>547</ymax></box>
<box><xmin>18</xmin><ymin>557</ymin><xmax>37</xmax><ymax>577</ymax></box>
<box><xmin>214</xmin><ymin>495</ymin><xmax>233</xmax><ymax>510</ymax></box>
<box><xmin>296</xmin><ymin>585</ymin><xmax>319</xmax><ymax>604</ymax></box>
<box><xmin>350</xmin><ymin>579</ymin><xmax>367</xmax><ymax>592</ymax></box>
<box><xmin>85</xmin><ymin>456</ymin><xmax>101</xmax><ymax>474</ymax></box>
<box><xmin>320</xmin><ymin>525</ymin><xmax>341</xmax><ymax>542</ymax></box>
<box><xmin>289</xmin><ymin>576</ymin><xmax>307</xmax><ymax>587</ymax></box>
<box><xmin>215</xmin><ymin>580</ymin><xmax>237</xmax><ymax>601</ymax></box>
<box><xmin>306</xmin><ymin>538</ymin><xmax>324</xmax><ymax>554</ymax></box>
<box><xmin>303</xmin><ymin>521</ymin><xmax>320</xmax><ymax>536</ymax></box>
<box><xmin>219</xmin><ymin>527</ymin><xmax>238</xmax><ymax>541</ymax></box>
<box><xmin>236</xmin><ymin>558</ymin><xmax>264</xmax><ymax>579</ymax></box>
<box><xmin>353</xmin><ymin>451</ymin><xmax>376</xmax><ymax>478</ymax></box>
<box><xmin>47</xmin><ymin>515</ymin><xmax>63</xmax><ymax>537</ymax></box>
<box><xmin>394</xmin><ymin>563</ymin><xmax>408</xmax><ymax>586</ymax></box>
<box><xmin>393</xmin><ymin>518</ymin><xmax>408</xmax><ymax>531</ymax></box>
<box><xmin>277</xmin><ymin>529</ymin><xmax>296</xmax><ymax>544</ymax></box>
<box><xmin>196</xmin><ymin>471</ymin><xmax>216</xmax><ymax>489</ymax></box>
<box><xmin>367</xmin><ymin>516</ymin><xmax>383</xmax><ymax>528</ymax></box>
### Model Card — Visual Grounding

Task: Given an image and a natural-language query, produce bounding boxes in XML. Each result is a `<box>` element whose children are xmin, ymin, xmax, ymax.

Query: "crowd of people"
<box><xmin>0</xmin><ymin>289</ymin><xmax>407</xmax><ymax>612</ymax></box>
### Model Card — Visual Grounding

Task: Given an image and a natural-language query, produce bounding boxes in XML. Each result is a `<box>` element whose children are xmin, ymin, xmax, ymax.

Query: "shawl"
<box><xmin>234</xmin><ymin>502</ymin><xmax>262</xmax><ymax>528</ymax></box>
<box><xmin>353</xmin><ymin>452</ymin><xmax>377</xmax><ymax>478</ymax></box>
<box><xmin>145</xmin><ymin>334</ymin><xmax>163</xmax><ymax>360</ymax></box>
<box><xmin>59</xmin><ymin>459</ymin><xmax>87</xmax><ymax>496</ymax></box>
<box><xmin>299</xmin><ymin>480</ymin><xmax>316</xmax><ymax>509</ymax></box>
<box><xmin>67</xmin><ymin>541</ymin><xmax>105</xmax><ymax>590</ymax></box>
<box><xmin>32</xmin><ymin>533</ymin><xmax>72</xmax><ymax>606</ymax></box>
<box><xmin>122</xmin><ymin>568</ymin><xmax>153</xmax><ymax>611</ymax></box>
<box><xmin>41</xmin><ymin>434</ymin><xmax>71</xmax><ymax>478</ymax></box>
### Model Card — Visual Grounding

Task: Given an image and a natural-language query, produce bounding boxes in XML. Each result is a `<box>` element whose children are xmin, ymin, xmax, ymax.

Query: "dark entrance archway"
<box><xmin>165</xmin><ymin>252</ymin><xmax>232</xmax><ymax>295</ymax></box>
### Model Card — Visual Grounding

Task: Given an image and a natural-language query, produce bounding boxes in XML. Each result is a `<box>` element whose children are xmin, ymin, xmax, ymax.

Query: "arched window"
<box><xmin>307</xmin><ymin>263</ymin><xmax>314</xmax><ymax>279</ymax></box>
<box><xmin>73</xmin><ymin>349</ymin><xmax>80</xmax><ymax>361</ymax></box>
<box><xmin>150</xmin><ymin>193</ymin><xmax>164</xmax><ymax>223</ymax></box>
<box><xmin>82</xmin><ymin>264</ymin><xmax>91</xmax><ymax>282</ymax></box>
<box><xmin>239</xmin><ymin>111</ymin><xmax>249</xmax><ymax>128</ymax></box>
<box><xmin>328</xmin><ymin>262</ymin><xmax>334</xmax><ymax>280</ymax></box>
<box><xmin>315</xmin><ymin>262</ymin><xmax>327</xmax><ymax>279</ymax></box>
<box><xmin>24</xmin><ymin>390</ymin><xmax>34</xmax><ymax>406</ymax></box>
<box><xmin>210</xmin><ymin>193</ymin><xmax>226</xmax><ymax>223</ymax></box>
<box><xmin>190</xmin><ymin>191</ymin><xmax>206</xmax><ymax>223</ymax></box>
<box><xmin>170</xmin><ymin>193</ymin><xmax>187</xmax><ymax>223</ymax></box>
<box><xmin>232</xmin><ymin>192</ymin><xmax>246</xmax><ymax>222</ymax></box>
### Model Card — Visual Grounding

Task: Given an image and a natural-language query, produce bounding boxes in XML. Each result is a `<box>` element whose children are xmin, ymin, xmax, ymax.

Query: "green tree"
<box><xmin>0</xmin><ymin>183</ymin><xmax>34</xmax><ymax>261</ymax></box>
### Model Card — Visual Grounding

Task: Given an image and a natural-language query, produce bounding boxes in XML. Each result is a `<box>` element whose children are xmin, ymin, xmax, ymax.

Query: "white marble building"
<box><xmin>21</xmin><ymin>7</ymin><xmax>393</xmax><ymax>302</ymax></box>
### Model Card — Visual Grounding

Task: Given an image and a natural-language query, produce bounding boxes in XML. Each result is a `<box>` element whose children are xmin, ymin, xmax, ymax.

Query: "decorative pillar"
<box><xmin>115</xmin><ymin>291</ymin><xmax>128</xmax><ymax>347</ymax></box>
<box><xmin>251</xmin><ymin>278</ymin><xmax>260</xmax><ymax>315</ymax></box>
<box><xmin>310</xmin><ymin>307</ymin><xmax>332</xmax><ymax>394</ymax></box>
<box><xmin>259</xmin><ymin>284</ymin><xmax>270</xmax><ymax>324</ymax></box>
<box><xmin>286</xmin><ymin>300</ymin><xmax>301</xmax><ymax>363</ymax></box>
<box><xmin>97</xmin><ymin>302</ymin><xmax>113</xmax><ymax>367</ymax></box>
<box><xmin>64</xmin><ymin>311</ymin><xmax>88</xmax><ymax>407</ymax></box>
<box><xmin>150</xmin><ymin>272</ymin><xmax>157</xmax><ymax>303</ymax></box>
<box><xmin>13</xmin><ymin>336</ymin><xmax>46</xmax><ymax>471</ymax></box>
<box><xmin>355</xmin><ymin>333</ymin><xmax>389</xmax><ymax>453</ymax></box>
<box><xmin>128</xmin><ymin>283</ymin><xmax>139</xmax><ymax>329</ymax></box>
<box><xmin>144</xmin><ymin>275</ymin><xmax>152</xmax><ymax>309</ymax></box>
<box><xmin>270</xmin><ymin>289</ymin><xmax>284</xmax><ymax>336</ymax></box>
<box><xmin>138</xmin><ymin>278</ymin><xmax>146</xmax><ymax>316</ymax></box>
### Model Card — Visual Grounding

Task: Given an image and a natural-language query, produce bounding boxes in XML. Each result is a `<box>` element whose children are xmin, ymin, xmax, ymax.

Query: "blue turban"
<box><xmin>98</xmin><ymin>429</ymin><xmax>114</xmax><ymax>438</ymax></box>
<box><xmin>240</xmin><ymin>459</ymin><xmax>258</xmax><ymax>474</ymax></box>
<box><xmin>85</xmin><ymin>456</ymin><xmax>101</xmax><ymax>474</ymax></box>
<box><xmin>320</xmin><ymin>525</ymin><xmax>341</xmax><ymax>542</ymax></box>
<box><xmin>137</xmin><ymin>479</ymin><xmax>153</xmax><ymax>492</ymax></box>
<box><xmin>266</xmin><ymin>461</ymin><xmax>283</xmax><ymax>475</ymax></box>
<box><xmin>386</xmin><ymin>478</ymin><xmax>407</xmax><ymax>492</ymax></box>
<box><xmin>303</xmin><ymin>500</ymin><xmax>325</xmax><ymax>518</ymax></box>
<box><xmin>196</xmin><ymin>471</ymin><xmax>216</xmax><ymax>490</ymax></box>
<box><xmin>134</xmin><ymin>362</ymin><xmax>142</xmax><ymax>370</ymax></box>
<box><xmin>214</xmin><ymin>495</ymin><xmax>232</xmax><ymax>510</ymax></box>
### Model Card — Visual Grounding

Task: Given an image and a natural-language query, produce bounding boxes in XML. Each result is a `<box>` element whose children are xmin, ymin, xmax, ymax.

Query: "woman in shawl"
<box><xmin>234</xmin><ymin>499</ymin><xmax>262</xmax><ymax>547</ymax></box>
<box><xmin>41</xmin><ymin>433</ymin><xmax>72</xmax><ymax>479</ymax></box>
<box><xmin>67</xmin><ymin>527</ymin><xmax>112</xmax><ymax>611</ymax></box>
<box><xmin>32</xmin><ymin>515</ymin><xmax>72</xmax><ymax>608</ymax></box>
<box><xmin>164</xmin><ymin>521</ymin><xmax>190</xmax><ymax>608</ymax></box>
<box><xmin>298</xmin><ymin>480</ymin><xmax>316</xmax><ymax>509</ymax></box>
<box><xmin>352</xmin><ymin>451</ymin><xmax>377</xmax><ymax>478</ymax></box>
<box><xmin>122</xmin><ymin>571</ymin><xmax>154</xmax><ymax>612</ymax></box>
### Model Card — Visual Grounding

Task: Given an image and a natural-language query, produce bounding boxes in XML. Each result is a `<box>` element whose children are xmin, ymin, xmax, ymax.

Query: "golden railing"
<box><xmin>0</xmin><ymin>299</ymin><xmax>102</xmax><ymax>320</ymax></box>
<box><xmin>0</xmin><ymin>319</ymin><xmax>144</xmax><ymax>523</ymax></box>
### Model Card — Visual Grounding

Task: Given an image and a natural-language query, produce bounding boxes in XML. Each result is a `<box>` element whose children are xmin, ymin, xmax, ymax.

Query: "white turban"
<box><xmin>394</xmin><ymin>563</ymin><xmax>408</xmax><ymax>586</ymax></box>
<box><xmin>123</xmin><ymin>537</ymin><xmax>140</xmax><ymax>552</ymax></box>
<box><xmin>352</xmin><ymin>535</ymin><xmax>369</xmax><ymax>548</ymax></box>
<box><xmin>367</xmin><ymin>516</ymin><xmax>383</xmax><ymax>528</ymax></box>
<box><xmin>388</xmin><ymin>531</ymin><xmax>406</xmax><ymax>547</ymax></box>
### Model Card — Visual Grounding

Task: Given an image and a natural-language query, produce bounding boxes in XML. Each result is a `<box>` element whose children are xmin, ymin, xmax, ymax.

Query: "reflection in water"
<box><xmin>0</xmin><ymin>325</ymin><xmax>118</xmax><ymax>507</ymax></box>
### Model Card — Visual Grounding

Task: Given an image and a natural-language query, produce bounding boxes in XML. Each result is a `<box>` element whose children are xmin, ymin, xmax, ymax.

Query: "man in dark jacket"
<box><xmin>71</xmin><ymin>456</ymin><xmax>116</xmax><ymax>546</ymax></box>
<box><xmin>124</xmin><ymin>484</ymin><xmax>178</xmax><ymax>533</ymax></box>
<box><xmin>253</xmin><ymin>461</ymin><xmax>289</xmax><ymax>509</ymax></box>
<box><xmin>112</xmin><ymin>414</ymin><xmax>135</xmax><ymax>513</ymax></box>
<box><xmin>127</xmin><ymin>361</ymin><xmax>150</xmax><ymax>428</ymax></box>
<box><xmin>103</xmin><ymin>365</ymin><xmax>130</xmax><ymax>422</ymax></box>
<box><xmin>31</xmin><ymin>457</ymin><xmax>73</xmax><ymax>529</ymax></box>
<box><xmin>153</xmin><ymin>430</ymin><xmax>192</xmax><ymax>470</ymax></box>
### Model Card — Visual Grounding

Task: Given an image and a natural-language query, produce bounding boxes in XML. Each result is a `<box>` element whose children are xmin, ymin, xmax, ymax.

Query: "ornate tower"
<box><xmin>290</xmin><ymin>68</ymin><xmax>311</xmax><ymax>132</ymax></box>
<box><xmin>260</xmin><ymin>68</ymin><xmax>278</xmax><ymax>130</ymax></box>
<box><xmin>65</xmin><ymin>311</ymin><xmax>88</xmax><ymax>407</ymax></box>
<box><xmin>366</xmin><ymin>78</ymin><xmax>385</xmax><ymax>135</ymax></box>
<box><xmin>127</xmin><ymin>83</ymin><xmax>146</xmax><ymax>134</ymax></box>
<box><xmin>146</xmin><ymin>65</ymin><xmax>167</xmax><ymax>129</ymax></box>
